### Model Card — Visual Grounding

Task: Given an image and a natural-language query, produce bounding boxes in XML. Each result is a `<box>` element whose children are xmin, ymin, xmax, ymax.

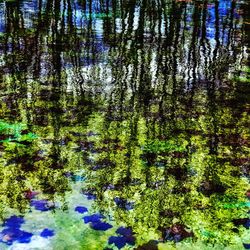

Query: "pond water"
<box><xmin>0</xmin><ymin>0</ymin><xmax>249</xmax><ymax>249</ymax></box>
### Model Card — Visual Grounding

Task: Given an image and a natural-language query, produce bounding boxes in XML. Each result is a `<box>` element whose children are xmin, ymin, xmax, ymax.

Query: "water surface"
<box><xmin>0</xmin><ymin>0</ymin><xmax>249</xmax><ymax>249</ymax></box>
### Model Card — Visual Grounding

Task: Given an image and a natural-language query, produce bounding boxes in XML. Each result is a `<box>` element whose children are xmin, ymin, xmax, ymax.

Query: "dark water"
<box><xmin>0</xmin><ymin>0</ymin><xmax>249</xmax><ymax>249</ymax></box>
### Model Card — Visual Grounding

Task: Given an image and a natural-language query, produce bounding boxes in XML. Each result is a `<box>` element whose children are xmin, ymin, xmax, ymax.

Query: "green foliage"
<box><xmin>0</xmin><ymin>120</ymin><xmax>38</xmax><ymax>143</ymax></box>
<box><xmin>0</xmin><ymin>120</ymin><xmax>26</xmax><ymax>137</ymax></box>
<box><xmin>143</xmin><ymin>139</ymin><xmax>187</xmax><ymax>154</ymax></box>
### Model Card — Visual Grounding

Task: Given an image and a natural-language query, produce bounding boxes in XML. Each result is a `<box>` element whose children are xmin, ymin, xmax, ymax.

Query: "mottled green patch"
<box><xmin>143</xmin><ymin>139</ymin><xmax>187</xmax><ymax>153</ymax></box>
<box><xmin>0</xmin><ymin>120</ymin><xmax>38</xmax><ymax>143</ymax></box>
<box><xmin>223</xmin><ymin>202</ymin><xmax>250</xmax><ymax>209</ymax></box>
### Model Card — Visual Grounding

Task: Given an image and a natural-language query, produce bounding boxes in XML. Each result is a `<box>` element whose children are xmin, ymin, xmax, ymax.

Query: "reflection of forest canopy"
<box><xmin>0</xmin><ymin>0</ymin><xmax>247</xmax><ymax>78</ymax></box>
<box><xmin>0</xmin><ymin>0</ymin><xmax>249</xmax><ymax>249</ymax></box>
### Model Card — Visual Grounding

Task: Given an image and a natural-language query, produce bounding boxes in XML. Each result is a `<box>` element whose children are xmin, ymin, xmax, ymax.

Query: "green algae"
<box><xmin>223</xmin><ymin>202</ymin><xmax>250</xmax><ymax>209</ymax></box>
<box><xmin>0</xmin><ymin>120</ymin><xmax>38</xmax><ymax>143</ymax></box>
<box><xmin>143</xmin><ymin>139</ymin><xmax>187</xmax><ymax>154</ymax></box>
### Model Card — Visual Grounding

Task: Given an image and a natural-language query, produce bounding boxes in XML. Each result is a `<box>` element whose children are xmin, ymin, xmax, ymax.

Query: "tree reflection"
<box><xmin>0</xmin><ymin>0</ymin><xmax>249</xmax><ymax>248</ymax></box>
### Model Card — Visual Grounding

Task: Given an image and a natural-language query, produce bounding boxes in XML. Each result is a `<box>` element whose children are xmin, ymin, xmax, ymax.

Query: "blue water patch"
<box><xmin>83</xmin><ymin>214</ymin><xmax>104</xmax><ymax>223</ymax></box>
<box><xmin>40</xmin><ymin>229</ymin><xmax>55</xmax><ymax>238</ymax></box>
<box><xmin>243</xmin><ymin>243</ymin><xmax>250</xmax><ymax>249</ymax></box>
<box><xmin>3</xmin><ymin>216</ymin><xmax>24</xmax><ymax>228</ymax></box>
<box><xmin>83</xmin><ymin>214</ymin><xmax>112</xmax><ymax>231</ymax></box>
<box><xmin>109</xmin><ymin>236</ymin><xmax>127</xmax><ymax>249</ymax></box>
<box><xmin>0</xmin><ymin>227</ymin><xmax>33</xmax><ymax>245</ymax></box>
<box><xmin>91</xmin><ymin>221</ymin><xmax>113</xmax><ymax>231</ymax></box>
<box><xmin>30</xmin><ymin>200</ymin><xmax>54</xmax><ymax>211</ymax></box>
<box><xmin>75</xmin><ymin>206</ymin><xmax>88</xmax><ymax>214</ymax></box>
<box><xmin>116</xmin><ymin>227</ymin><xmax>133</xmax><ymax>237</ymax></box>
<box><xmin>116</xmin><ymin>227</ymin><xmax>135</xmax><ymax>245</ymax></box>
<box><xmin>0</xmin><ymin>214</ymin><xmax>34</xmax><ymax>245</ymax></box>
<box><xmin>244</xmin><ymin>219</ymin><xmax>250</xmax><ymax>229</ymax></box>
<box><xmin>108</xmin><ymin>226</ymin><xmax>135</xmax><ymax>248</ymax></box>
